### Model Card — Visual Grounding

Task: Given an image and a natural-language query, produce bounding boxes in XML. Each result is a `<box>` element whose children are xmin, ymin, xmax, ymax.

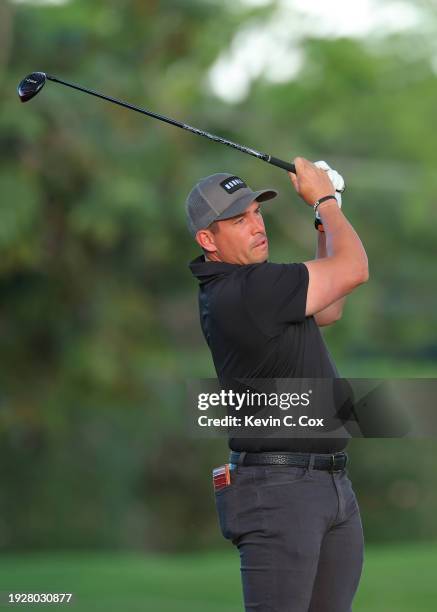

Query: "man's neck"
<box><xmin>204</xmin><ymin>253</ymin><xmax>222</xmax><ymax>263</ymax></box>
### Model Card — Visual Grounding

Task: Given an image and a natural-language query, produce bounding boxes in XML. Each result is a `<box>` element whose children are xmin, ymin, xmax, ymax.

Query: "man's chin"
<box><xmin>250</xmin><ymin>250</ymin><xmax>269</xmax><ymax>264</ymax></box>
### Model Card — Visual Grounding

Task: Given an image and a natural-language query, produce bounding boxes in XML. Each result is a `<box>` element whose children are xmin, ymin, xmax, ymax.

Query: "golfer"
<box><xmin>187</xmin><ymin>157</ymin><xmax>368</xmax><ymax>612</ymax></box>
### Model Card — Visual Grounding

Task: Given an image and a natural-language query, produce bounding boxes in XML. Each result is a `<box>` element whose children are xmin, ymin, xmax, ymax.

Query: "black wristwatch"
<box><xmin>313</xmin><ymin>195</ymin><xmax>337</xmax><ymax>232</ymax></box>
<box><xmin>315</xmin><ymin>217</ymin><xmax>324</xmax><ymax>232</ymax></box>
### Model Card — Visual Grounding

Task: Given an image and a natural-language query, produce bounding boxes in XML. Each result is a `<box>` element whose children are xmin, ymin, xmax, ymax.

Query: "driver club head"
<box><xmin>17</xmin><ymin>72</ymin><xmax>47</xmax><ymax>102</ymax></box>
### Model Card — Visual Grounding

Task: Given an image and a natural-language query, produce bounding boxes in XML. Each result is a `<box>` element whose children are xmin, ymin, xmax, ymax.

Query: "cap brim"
<box><xmin>215</xmin><ymin>188</ymin><xmax>278</xmax><ymax>222</ymax></box>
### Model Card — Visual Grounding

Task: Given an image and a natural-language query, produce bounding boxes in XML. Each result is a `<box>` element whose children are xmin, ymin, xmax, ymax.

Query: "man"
<box><xmin>187</xmin><ymin>157</ymin><xmax>368</xmax><ymax>612</ymax></box>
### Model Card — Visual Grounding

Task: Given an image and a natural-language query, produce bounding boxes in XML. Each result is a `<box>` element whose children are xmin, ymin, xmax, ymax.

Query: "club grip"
<box><xmin>268</xmin><ymin>156</ymin><xmax>296</xmax><ymax>174</ymax></box>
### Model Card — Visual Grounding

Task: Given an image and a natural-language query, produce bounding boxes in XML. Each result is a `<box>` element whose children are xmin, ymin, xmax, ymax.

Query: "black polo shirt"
<box><xmin>189</xmin><ymin>255</ymin><xmax>347</xmax><ymax>453</ymax></box>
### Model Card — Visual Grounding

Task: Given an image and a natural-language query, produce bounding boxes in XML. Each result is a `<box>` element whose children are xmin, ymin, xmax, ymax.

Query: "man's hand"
<box><xmin>313</xmin><ymin>161</ymin><xmax>345</xmax><ymax>230</ymax></box>
<box><xmin>313</xmin><ymin>160</ymin><xmax>345</xmax><ymax>209</ymax></box>
<box><xmin>288</xmin><ymin>157</ymin><xmax>335</xmax><ymax>206</ymax></box>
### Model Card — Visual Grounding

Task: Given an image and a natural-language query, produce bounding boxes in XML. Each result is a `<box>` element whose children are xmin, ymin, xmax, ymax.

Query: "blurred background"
<box><xmin>1</xmin><ymin>0</ymin><xmax>436</xmax><ymax>610</ymax></box>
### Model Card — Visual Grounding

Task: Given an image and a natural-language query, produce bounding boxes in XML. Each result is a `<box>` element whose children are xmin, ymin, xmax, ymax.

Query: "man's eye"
<box><xmin>235</xmin><ymin>217</ymin><xmax>244</xmax><ymax>224</ymax></box>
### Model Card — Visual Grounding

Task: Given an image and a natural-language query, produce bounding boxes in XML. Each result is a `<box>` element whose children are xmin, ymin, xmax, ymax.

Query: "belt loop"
<box><xmin>237</xmin><ymin>451</ymin><xmax>247</xmax><ymax>466</ymax></box>
<box><xmin>307</xmin><ymin>453</ymin><xmax>316</xmax><ymax>471</ymax></box>
<box><xmin>329</xmin><ymin>454</ymin><xmax>336</xmax><ymax>473</ymax></box>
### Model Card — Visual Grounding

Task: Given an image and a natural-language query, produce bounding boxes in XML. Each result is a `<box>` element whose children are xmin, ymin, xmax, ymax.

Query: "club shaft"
<box><xmin>46</xmin><ymin>74</ymin><xmax>296</xmax><ymax>174</ymax></box>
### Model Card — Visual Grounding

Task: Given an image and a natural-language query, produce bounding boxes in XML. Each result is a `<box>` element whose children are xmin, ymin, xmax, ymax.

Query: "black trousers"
<box><xmin>214</xmin><ymin>457</ymin><xmax>364</xmax><ymax>611</ymax></box>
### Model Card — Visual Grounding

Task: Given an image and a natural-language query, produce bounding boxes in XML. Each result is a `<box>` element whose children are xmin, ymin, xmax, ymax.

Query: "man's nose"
<box><xmin>250</xmin><ymin>213</ymin><xmax>264</xmax><ymax>233</ymax></box>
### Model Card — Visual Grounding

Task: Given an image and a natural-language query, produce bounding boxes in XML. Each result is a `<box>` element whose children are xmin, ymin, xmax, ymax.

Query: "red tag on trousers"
<box><xmin>212</xmin><ymin>464</ymin><xmax>231</xmax><ymax>492</ymax></box>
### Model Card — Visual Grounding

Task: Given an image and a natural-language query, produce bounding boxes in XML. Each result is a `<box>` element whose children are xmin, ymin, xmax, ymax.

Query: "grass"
<box><xmin>1</xmin><ymin>542</ymin><xmax>437</xmax><ymax>611</ymax></box>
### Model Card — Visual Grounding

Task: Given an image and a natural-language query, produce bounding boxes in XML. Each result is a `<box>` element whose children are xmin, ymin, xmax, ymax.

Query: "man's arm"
<box><xmin>313</xmin><ymin>231</ymin><xmax>346</xmax><ymax>326</ymax></box>
<box><xmin>289</xmin><ymin>157</ymin><xmax>369</xmax><ymax>317</ymax></box>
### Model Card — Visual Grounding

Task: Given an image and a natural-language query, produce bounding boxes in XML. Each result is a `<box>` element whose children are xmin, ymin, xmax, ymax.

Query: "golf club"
<box><xmin>18</xmin><ymin>72</ymin><xmax>296</xmax><ymax>174</ymax></box>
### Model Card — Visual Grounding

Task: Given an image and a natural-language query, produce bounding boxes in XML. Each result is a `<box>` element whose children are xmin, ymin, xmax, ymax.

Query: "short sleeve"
<box><xmin>241</xmin><ymin>262</ymin><xmax>309</xmax><ymax>336</ymax></box>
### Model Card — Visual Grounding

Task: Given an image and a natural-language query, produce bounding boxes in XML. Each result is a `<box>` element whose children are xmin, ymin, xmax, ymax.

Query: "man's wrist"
<box><xmin>316</xmin><ymin>198</ymin><xmax>339</xmax><ymax>214</ymax></box>
<box><xmin>313</xmin><ymin>195</ymin><xmax>337</xmax><ymax>214</ymax></box>
<box><xmin>313</xmin><ymin>196</ymin><xmax>339</xmax><ymax>232</ymax></box>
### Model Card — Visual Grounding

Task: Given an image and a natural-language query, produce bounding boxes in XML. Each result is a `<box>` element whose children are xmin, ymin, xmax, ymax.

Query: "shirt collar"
<box><xmin>188</xmin><ymin>254</ymin><xmax>240</xmax><ymax>280</ymax></box>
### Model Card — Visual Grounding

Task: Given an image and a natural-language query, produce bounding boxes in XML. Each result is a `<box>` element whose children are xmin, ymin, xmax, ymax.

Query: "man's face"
<box><xmin>198</xmin><ymin>200</ymin><xmax>269</xmax><ymax>265</ymax></box>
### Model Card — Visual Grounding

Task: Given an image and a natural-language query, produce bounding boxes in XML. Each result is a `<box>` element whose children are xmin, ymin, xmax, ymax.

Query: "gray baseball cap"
<box><xmin>185</xmin><ymin>172</ymin><xmax>278</xmax><ymax>237</ymax></box>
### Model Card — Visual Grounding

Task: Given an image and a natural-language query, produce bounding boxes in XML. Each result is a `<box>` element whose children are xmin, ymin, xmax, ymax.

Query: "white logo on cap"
<box><xmin>220</xmin><ymin>176</ymin><xmax>247</xmax><ymax>194</ymax></box>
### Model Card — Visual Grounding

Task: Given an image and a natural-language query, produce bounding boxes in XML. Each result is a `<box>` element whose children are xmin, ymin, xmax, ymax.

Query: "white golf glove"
<box><xmin>313</xmin><ymin>160</ymin><xmax>345</xmax><ymax>215</ymax></box>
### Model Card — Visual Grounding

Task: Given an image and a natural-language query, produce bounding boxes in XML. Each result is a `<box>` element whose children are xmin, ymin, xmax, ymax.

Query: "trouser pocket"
<box><xmin>214</xmin><ymin>485</ymin><xmax>239</xmax><ymax>541</ymax></box>
<box><xmin>214</xmin><ymin>467</ymin><xmax>262</xmax><ymax>544</ymax></box>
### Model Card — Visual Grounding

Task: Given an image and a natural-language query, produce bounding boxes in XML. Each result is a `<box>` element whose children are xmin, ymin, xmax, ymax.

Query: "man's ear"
<box><xmin>196</xmin><ymin>228</ymin><xmax>217</xmax><ymax>253</ymax></box>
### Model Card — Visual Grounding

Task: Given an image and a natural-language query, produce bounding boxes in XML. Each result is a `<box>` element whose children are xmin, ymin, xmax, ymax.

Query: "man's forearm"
<box><xmin>313</xmin><ymin>230</ymin><xmax>346</xmax><ymax>326</ymax></box>
<box><xmin>318</xmin><ymin>200</ymin><xmax>368</xmax><ymax>279</ymax></box>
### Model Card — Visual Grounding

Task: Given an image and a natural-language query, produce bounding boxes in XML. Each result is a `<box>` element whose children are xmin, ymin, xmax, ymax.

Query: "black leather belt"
<box><xmin>229</xmin><ymin>451</ymin><xmax>348</xmax><ymax>473</ymax></box>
